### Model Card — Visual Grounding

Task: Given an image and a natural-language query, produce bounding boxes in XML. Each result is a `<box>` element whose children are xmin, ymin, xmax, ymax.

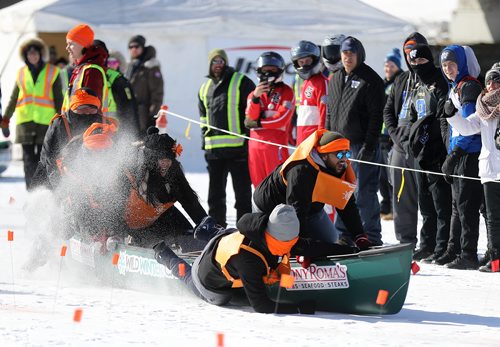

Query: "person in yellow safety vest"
<box><xmin>94</xmin><ymin>39</ymin><xmax>140</xmax><ymax>139</ymax></box>
<box><xmin>153</xmin><ymin>204</ymin><xmax>357</xmax><ymax>314</ymax></box>
<box><xmin>198</xmin><ymin>48</ymin><xmax>255</xmax><ymax>227</ymax></box>
<box><xmin>0</xmin><ymin>38</ymin><xmax>63</xmax><ymax>190</ymax></box>
<box><xmin>61</xmin><ymin>24</ymin><xmax>110</xmax><ymax>117</ymax></box>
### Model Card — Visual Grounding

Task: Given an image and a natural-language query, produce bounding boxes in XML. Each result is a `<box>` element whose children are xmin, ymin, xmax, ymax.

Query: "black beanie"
<box><xmin>144</xmin><ymin>126</ymin><xmax>177</xmax><ymax>160</ymax></box>
<box><xmin>408</xmin><ymin>44</ymin><xmax>433</xmax><ymax>63</ymax></box>
<box><xmin>129</xmin><ymin>35</ymin><xmax>146</xmax><ymax>47</ymax></box>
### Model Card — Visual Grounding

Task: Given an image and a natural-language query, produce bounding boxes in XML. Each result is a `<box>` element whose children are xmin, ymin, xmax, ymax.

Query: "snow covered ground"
<box><xmin>1</xmin><ymin>161</ymin><xmax>500</xmax><ymax>346</ymax></box>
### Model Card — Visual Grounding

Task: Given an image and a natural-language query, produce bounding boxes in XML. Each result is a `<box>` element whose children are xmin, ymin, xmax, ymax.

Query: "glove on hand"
<box><xmin>244</xmin><ymin>117</ymin><xmax>260</xmax><ymax>129</ymax></box>
<box><xmin>443</xmin><ymin>98</ymin><xmax>457</xmax><ymax>118</ymax></box>
<box><xmin>356</xmin><ymin>145</ymin><xmax>375</xmax><ymax>162</ymax></box>
<box><xmin>297</xmin><ymin>300</ymin><xmax>316</xmax><ymax>315</ymax></box>
<box><xmin>194</xmin><ymin>216</ymin><xmax>224</xmax><ymax>241</ymax></box>
<box><xmin>354</xmin><ymin>233</ymin><xmax>373</xmax><ymax>251</ymax></box>
<box><xmin>296</xmin><ymin>255</ymin><xmax>311</xmax><ymax>269</ymax></box>
<box><xmin>0</xmin><ymin>116</ymin><xmax>10</xmax><ymax>138</ymax></box>
<box><xmin>441</xmin><ymin>147</ymin><xmax>465</xmax><ymax>183</ymax></box>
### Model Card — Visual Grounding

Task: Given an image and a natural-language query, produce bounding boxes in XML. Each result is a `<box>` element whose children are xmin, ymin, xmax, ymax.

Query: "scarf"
<box><xmin>476</xmin><ymin>88</ymin><xmax>500</xmax><ymax>120</ymax></box>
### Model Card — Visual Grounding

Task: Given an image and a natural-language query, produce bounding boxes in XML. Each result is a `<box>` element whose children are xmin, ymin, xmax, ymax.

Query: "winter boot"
<box><xmin>433</xmin><ymin>251</ymin><xmax>457</xmax><ymax>266</ymax></box>
<box><xmin>445</xmin><ymin>255</ymin><xmax>479</xmax><ymax>270</ymax></box>
<box><xmin>478</xmin><ymin>249</ymin><xmax>491</xmax><ymax>267</ymax></box>
<box><xmin>479</xmin><ymin>249</ymin><xmax>499</xmax><ymax>273</ymax></box>
<box><xmin>421</xmin><ymin>252</ymin><xmax>443</xmax><ymax>264</ymax></box>
<box><xmin>413</xmin><ymin>248</ymin><xmax>433</xmax><ymax>261</ymax></box>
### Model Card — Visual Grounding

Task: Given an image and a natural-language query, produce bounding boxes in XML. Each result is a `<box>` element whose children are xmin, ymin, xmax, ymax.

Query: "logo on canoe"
<box><xmin>288</xmin><ymin>263</ymin><xmax>349</xmax><ymax>290</ymax></box>
<box><xmin>117</xmin><ymin>250</ymin><xmax>176</xmax><ymax>279</ymax></box>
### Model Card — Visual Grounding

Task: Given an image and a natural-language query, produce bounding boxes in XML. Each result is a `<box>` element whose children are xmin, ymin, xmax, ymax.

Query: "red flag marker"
<box><xmin>216</xmin><ymin>332</ymin><xmax>224</xmax><ymax>347</ymax></box>
<box><xmin>376</xmin><ymin>289</ymin><xmax>389</xmax><ymax>305</ymax></box>
<box><xmin>279</xmin><ymin>274</ymin><xmax>295</xmax><ymax>289</ymax></box>
<box><xmin>178</xmin><ymin>263</ymin><xmax>186</xmax><ymax>277</ymax></box>
<box><xmin>492</xmin><ymin>259</ymin><xmax>500</xmax><ymax>273</ymax></box>
<box><xmin>7</xmin><ymin>230</ymin><xmax>14</xmax><ymax>241</ymax></box>
<box><xmin>112</xmin><ymin>253</ymin><xmax>119</xmax><ymax>265</ymax></box>
<box><xmin>73</xmin><ymin>308</ymin><xmax>83</xmax><ymax>322</ymax></box>
<box><xmin>411</xmin><ymin>261</ymin><xmax>420</xmax><ymax>275</ymax></box>
<box><xmin>60</xmin><ymin>245</ymin><xmax>67</xmax><ymax>257</ymax></box>
<box><xmin>8</xmin><ymin>196</ymin><xmax>15</xmax><ymax>204</ymax></box>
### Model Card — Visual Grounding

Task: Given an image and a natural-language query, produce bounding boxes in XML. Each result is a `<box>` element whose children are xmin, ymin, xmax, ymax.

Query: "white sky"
<box><xmin>359</xmin><ymin>0</ymin><xmax>459</xmax><ymax>23</ymax></box>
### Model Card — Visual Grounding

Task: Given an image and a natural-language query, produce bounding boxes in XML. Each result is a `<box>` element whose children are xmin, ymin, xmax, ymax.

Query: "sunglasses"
<box><xmin>128</xmin><ymin>44</ymin><xmax>140</xmax><ymax>49</ymax></box>
<box><xmin>107</xmin><ymin>59</ymin><xmax>120</xmax><ymax>68</ymax></box>
<box><xmin>335</xmin><ymin>151</ymin><xmax>351</xmax><ymax>160</ymax></box>
<box><xmin>211</xmin><ymin>58</ymin><xmax>225</xmax><ymax>65</ymax></box>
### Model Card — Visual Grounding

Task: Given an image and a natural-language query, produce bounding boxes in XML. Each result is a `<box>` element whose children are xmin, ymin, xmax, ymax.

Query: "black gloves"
<box><xmin>443</xmin><ymin>98</ymin><xmax>457</xmax><ymax>118</ymax></box>
<box><xmin>194</xmin><ymin>216</ymin><xmax>224</xmax><ymax>241</ymax></box>
<box><xmin>297</xmin><ymin>300</ymin><xmax>316</xmax><ymax>315</ymax></box>
<box><xmin>0</xmin><ymin>115</ymin><xmax>10</xmax><ymax>138</ymax></box>
<box><xmin>354</xmin><ymin>233</ymin><xmax>373</xmax><ymax>251</ymax></box>
<box><xmin>441</xmin><ymin>147</ymin><xmax>466</xmax><ymax>184</ymax></box>
<box><xmin>244</xmin><ymin>117</ymin><xmax>260</xmax><ymax>129</ymax></box>
<box><xmin>356</xmin><ymin>145</ymin><xmax>375</xmax><ymax>162</ymax></box>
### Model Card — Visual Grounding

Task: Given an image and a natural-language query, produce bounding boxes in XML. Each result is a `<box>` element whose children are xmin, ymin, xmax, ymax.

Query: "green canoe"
<box><xmin>68</xmin><ymin>237</ymin><xmax>413</xmax><ymax>315</ymax></box>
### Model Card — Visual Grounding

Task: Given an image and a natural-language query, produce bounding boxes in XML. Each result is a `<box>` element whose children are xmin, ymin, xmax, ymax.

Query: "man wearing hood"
<box><xmin>406</xmin><ymin>44</ymin><xmax>452</xmax><ymax>264</ymax></box>
<box><xmin>153</xmin><ymin>204</ymin><xmax>356</xmax><ymax>314</ymax></box>
<box><xmin>198</xmin><ymin>49</ymin><xmax>255</xmax><ymax>228</ymax></box>
<box><xmin>125</xmin><ymin>35</ymin><xmax>164</xmax><ymax>135</ymax></box>
<box><xmin>325</xmin><ymin>36</ymin><xmax>385</xmax><ymax>247</ymax></box>
<box><xmin>383</xmin><ymin>33</ymin><xmax>437</xmax><ymax>259</ymax></box>
<box><xmin>437</xmin><ymin>45</ymin><xmax>483</xmax><ymax>269</ymax></box>
<box><xmin>1</xmin><ymin>37</ymin><xmax>63</xmax><ymax>190</ymax></box>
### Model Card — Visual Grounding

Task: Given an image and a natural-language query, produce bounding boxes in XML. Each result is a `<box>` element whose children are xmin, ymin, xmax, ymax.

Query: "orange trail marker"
<box><xmin>73</xmin><ymin>308</ymin><xmax>83</xmax><ymax>322</ymax></box>
<box><xmin>7</xmin><ymin>230</ymin><xmax>14</xmax><ymax>241</ymax></box>
<box><xmin>492</xmin><ymin>259</ymin><xmax>500</xmax><ymax>272</ymax></box>
<box><xmin>411</xmin><ymin>261</ymin><xmax>420</xmax><ymax>275</ymax></box>
<box><xmin>112</xmin><ymin>253</ymin><xmax>119</xmax><ymax>265</ymax></box>
<box><xmin>216</xmin><ymin>332</ymin><xmax>224</xmax><ymax>347</ymax></box>
<box><xmin>8</xmin><ymin>196</ymin><xmax>15</xmax><ymax>204</ymax></box>
<box><xmin>376</xmin><ymin>289</ymin><xmax>389</xmax><ymax>305</ymax></box>
<box><xmin>60</xmin><ymin>245</ymin><xmax>67</xmax><ymax>257</ymax></box>
<box><xmin>178</xmin><ymin>263</ymin><xmax>186</xmax><ymax>277</ymax></box>
<box><xmin>279</xmin><ymin>274</ymin><xmax>295</xmax><ymax>289</ymax></box>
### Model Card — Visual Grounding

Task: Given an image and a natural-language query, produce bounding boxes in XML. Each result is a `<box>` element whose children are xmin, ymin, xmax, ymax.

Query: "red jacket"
<box><xmin>245</xmin><ymin>82</ymin><xmax>295</xmax><ymax>186</ymax></box>
<box><xmin>296</xmin><ymin>73</ymin><xmax>328</xmax><ymax>144</ymax></box>
<box><xmin>70</xmin><ymin>45</ymin><xmax>108</xmax><ymax>103</ymax></box>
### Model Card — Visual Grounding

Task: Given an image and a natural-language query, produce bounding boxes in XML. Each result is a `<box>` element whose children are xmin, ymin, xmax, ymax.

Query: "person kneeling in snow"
<box><xmin>123</xmin><ymin>126</ymin><xmax>209</xmax><ymax>251</ymax></box>
<box><xmin>253</xmin><ymin>129</ymin><xmax>372</xmax><ymax>249</ymax></box>
<box><xmin>154</xmin><ymin>204</ymin><xmax>356</xmax><ymax>314</ymax></box>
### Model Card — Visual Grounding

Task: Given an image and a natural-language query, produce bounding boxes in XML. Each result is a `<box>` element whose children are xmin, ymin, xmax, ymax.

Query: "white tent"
<box><xmin>0</xmin><ymin>0</ymin><xmax>413</xmax><ymax>171</ymax></box>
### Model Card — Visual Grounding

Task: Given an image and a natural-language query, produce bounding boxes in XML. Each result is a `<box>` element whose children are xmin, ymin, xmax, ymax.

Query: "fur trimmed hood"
<box><xmin>19</xmin><ymin>37</ymin><xmax>47</xmax><ymax>62</ymax></box>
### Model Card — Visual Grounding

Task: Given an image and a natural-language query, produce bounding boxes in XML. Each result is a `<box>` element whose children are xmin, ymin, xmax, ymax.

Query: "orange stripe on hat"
<box><xmin>404</xmin><ymin>40</ymin><xmax>417</xmax><ymax>54</ymax></box>
<box><xmin>70</xmin><ymin>88</ymin><xmax>101</xmax><ymax>111</ymax></box>
<box><xmin>316</xmin><ymin>138</ymin><xmax>350</xmax><ymax>154</ymax></box>
<box><xmin>66</xmin><ymin>24</ymin><xmax>94</xmax><ymax>48</ymax></box>
<box><xmin>82</xmin><ymin>122</ymin><xmax>117</xmax><ymax>150</ymax></box>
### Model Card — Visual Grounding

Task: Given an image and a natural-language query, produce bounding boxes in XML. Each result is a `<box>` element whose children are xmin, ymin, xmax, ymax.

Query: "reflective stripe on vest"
<box><xmin>293</xmin><ymin>74</ymin><xmax>304</xmax><ymax>107</ymax></box>
<box><xmin>105</xmin><ymin>69</ymin><xmax>120</xmax><ymax>120</ymax></box>
<box><xmin>61</xmin><ymin>64</ymin><xmax>109</xmax><ymax>114</ymax></box>
<box><xmin>200</xmin><ymin>72</ymin><xmax>246</xmax><ymax>150</ymax></box>
<box><xmin>15</xmin><ymin>64</ymin><xmax>59</xmax><ymax>125</ymax></box>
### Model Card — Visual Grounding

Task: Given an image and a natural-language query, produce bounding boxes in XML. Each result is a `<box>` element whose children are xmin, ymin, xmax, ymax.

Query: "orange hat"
<box><xmin>83</xmin><ymin>122</ymin><xmax>117</xmax><ymax>150</ymax></box>
<box><xmin>66</xmin><ymin>24</ymin><xmax>94</xmax><ymax>48</ymax></box>
<box><xmin>69</xmin><ymin>88</ymin><xmax>101</xmax><ymax>111</ymax></box>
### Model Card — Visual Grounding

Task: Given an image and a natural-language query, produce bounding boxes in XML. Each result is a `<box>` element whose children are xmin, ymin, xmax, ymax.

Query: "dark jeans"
<box><xmin>379</xmin><ymin>136</ymin><xmax>392</xmax><ymax>215</ymax></box>
<box><xmin>390</xmin><ymin>149</ymin><xmax>419</xmax><ymax>247</ymax></box>
<box><xmin>22</xmin><ymin>144</ymin><xmax>42</xmax><ymax>190</ymax></box>
<box><xmin>447</xmin><ymin>152</ymin><xmax>482</xmax><ymax>258</ymax></box>
<box><xmin>205</xmin><ymin>155</ymin><xmax>252</xmax><ymax>227</ymax></box>
<box><xmin>484</xmin><ymin>181</ymin><xmax>500</xmax><ymax>252</ymax></box>
<box><xmin>415</xmin><ymin>165</ymin><xmax>452</xmax><ymax>255</ymax></box>
<box><xmin>336</xmin><ymin>143</ymin><xmax>382</xmax><ymax>245</ymax></box>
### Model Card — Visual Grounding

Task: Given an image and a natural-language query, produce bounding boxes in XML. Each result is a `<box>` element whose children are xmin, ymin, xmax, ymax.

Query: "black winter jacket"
<box><xmin>253</xmin><ymin>161</ymin><xmax>364</xmax><ymax>238</ymax></box>
<box><xmin>326</xmin><ymin>58</ymin><xmax>384</xmax><ymax>149</ymax></box>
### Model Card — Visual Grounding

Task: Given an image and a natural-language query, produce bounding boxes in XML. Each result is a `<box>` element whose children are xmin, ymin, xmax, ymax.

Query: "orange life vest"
<box><xmin>280</xmin><ymin>129</ymin><xmax>357</xmax><ymax>210</ymax></box>
<box><xmin>214</xmin><ymin>231</ymin><xmax>291</xmax><ymax>288</ymax></box>
<box><xmin>124</xmin><ymin>172</ymin><xmax>174</xmax><ymax>229</ymax></box>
